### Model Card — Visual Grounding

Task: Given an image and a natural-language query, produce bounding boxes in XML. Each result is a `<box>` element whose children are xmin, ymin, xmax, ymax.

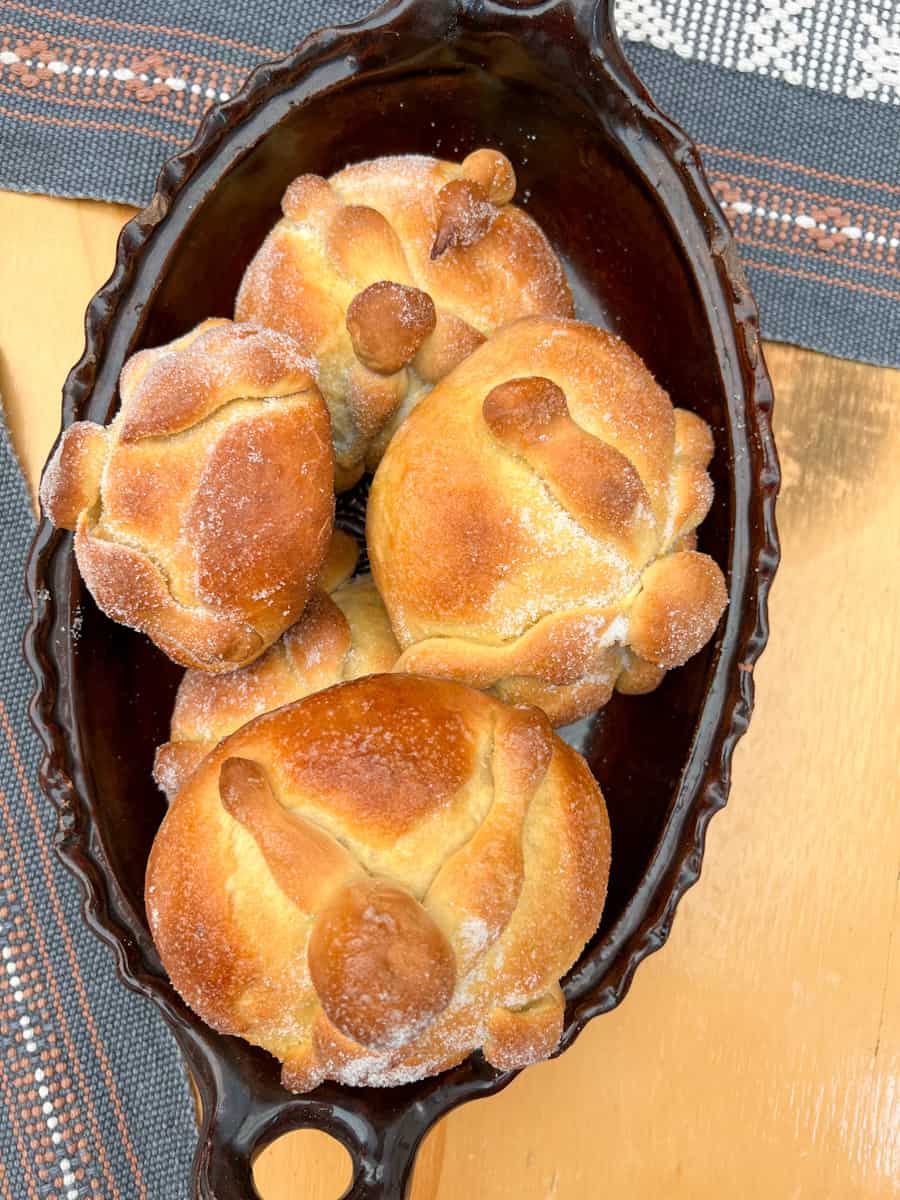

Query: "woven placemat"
<box><xmin>622</xmin><ymin>0</ymin><xmax>900</xmax><ymax>369</ymax></box>
<box><xmin>0</xmin><ymin>410</ymin><xmax>195</xmax><ymax>1196</ymax></box>
<box><xmin>0</xmin><ymin>0</ymin><xmax>898</xmax><ymax>366</ymax></box>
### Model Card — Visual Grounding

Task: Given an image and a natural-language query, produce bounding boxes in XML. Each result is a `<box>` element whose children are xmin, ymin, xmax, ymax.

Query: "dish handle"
<box><xmin>191</xmin><ymin>1091</ymin><xmax>263</xmax><ymax>1199</ymax></box>
<box><xmin>379</xmin><ymin>0</ymin><xmax>619</xmax><ymax>52</ymax></box>
<box><xmin>192</xmin><ymin>1089</ymin><xmax>431</xmax><ymax>1200</ymax></box>
<box><xmin>477</xmin><ymin>0</ymin><xmax>616</xmax><ymax>37</ymax></box>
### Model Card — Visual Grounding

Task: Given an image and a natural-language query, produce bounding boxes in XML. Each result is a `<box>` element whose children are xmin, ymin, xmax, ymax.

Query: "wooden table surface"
<box><xmin>1</xmin><ymin>189</ymin><xmax>898</xmax><ymax>1200</ymax></box>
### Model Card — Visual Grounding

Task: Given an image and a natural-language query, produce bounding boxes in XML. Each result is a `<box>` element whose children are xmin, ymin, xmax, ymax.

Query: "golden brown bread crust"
<box><xmin>145</xmin><ymin>674</ymin><xmax>610</xmax><ymax>1089</ymax></box>
<box><xmin>234</xmin><ymin>151</ymin><xmax>573</xmax><ymax>487</ymax></box>
<box><xmin>345</xmin><ymin>281</ymin><xmax>436</xmax><ymax>375</ymax></box>
<box><xmin>316</xmin><ymin>529</ymin><xmax>359</xmax><ymax>594</ymax></box>
<box><xmin>309</xmin><ymin>878</ymin><xmax>457</xmax><ymax>1051</ymax></box>
<box><xmin>367</xmin><ymin>317</ymin><xmax>727</xmax><ymax>724</ymax></box>
<box><xmin>153</xmin><ymin>572</ymin><xmax>399</xmax><ymax>800</ymax></box>
<box><xmin>629</xmin><ymin>552</ymin><xmax>728</xmax><ymax>668</ymax></box>
<box><xmin>39</xmin><ymin>320</ymin><xmax>335</xmax><ymax>673</ymax></box>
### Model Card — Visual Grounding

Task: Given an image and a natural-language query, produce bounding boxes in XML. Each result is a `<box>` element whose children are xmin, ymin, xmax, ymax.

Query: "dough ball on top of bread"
<box><xmin>368</xmin><ymin>316</ymin><xmax>728</xmax><ymax>725</ymax></box>
<box><xmin>153</xmin><ymin>531</ymin><xmax>401</xmax><ymax>800</ymax></box>
<box><xmin>235</xmin><ymin>149</ymin><xmax>573</xmax><ymax>489</ymax></box>
<box><xmin>40</xmin><ymin>319</ymin><xmax>335</xmax><ymax>673</ymax></box>
<box><xmin>146</xmin><ymin>673</ymin><xmax>610</xmax><ymax>1090</ymax></box>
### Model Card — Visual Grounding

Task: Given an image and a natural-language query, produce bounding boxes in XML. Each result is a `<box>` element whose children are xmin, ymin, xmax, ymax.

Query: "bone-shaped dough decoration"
<box><xmin>145</xmin><ymin>674</ymin><xmax>610</xmax><ymax>1090</ymax></box>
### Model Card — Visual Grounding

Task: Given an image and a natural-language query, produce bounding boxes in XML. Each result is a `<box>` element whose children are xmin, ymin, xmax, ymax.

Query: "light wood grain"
<box><xmin>2</xmin><ymin>189</ymin><xmax>898</xmax><ymax>1200</ymax></box>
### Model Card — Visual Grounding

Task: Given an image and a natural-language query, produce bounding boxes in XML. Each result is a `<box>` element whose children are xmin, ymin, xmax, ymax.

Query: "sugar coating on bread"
<box><xmin>235</xmin><ymin>150</ymin><xmax>573</xmax><ymax>488</ymax></box>
<box><xmin>367</xmin><ymin>316</ymin><xmax>727</xmax><ymax>725</ymax></box>
<box><xmin>39</xmin><ymin>320</ymin><xmax>335</xmax><ymax>673</ymax></box>
<box><xmin>153</xmin><ymin>570</ymin><xmax>401</xmax><ymax>800</ymax></box>
<box><xmin>146</xmin><ymin>674</ymin><xmax>610</xmax><ymax>1089</ymax></box>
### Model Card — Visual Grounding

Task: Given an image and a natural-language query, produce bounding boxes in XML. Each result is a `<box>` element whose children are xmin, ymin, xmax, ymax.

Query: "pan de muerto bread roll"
<box><xmin>39</xmin><ymin>319</ymin><xmax>335</xmax><ymax>673</ymax></box>
<box><xmin>235</xmin><ymin>150</ymin><xmax>573</xmax><ymax>489</ymax></box>
<box><xmin>146</xmin><ymin>674</ymin><xmax>610</xmax><ymax>1089</ymax></box>
<box><xmin>153</xmin><ymin>566</ymin><xmax>400</xmax><ymax>800</ymax></box>
<box><xmin>368</xmin><ymin>317</ymin><xmax>728</xmax><ymax>725</ymax></box>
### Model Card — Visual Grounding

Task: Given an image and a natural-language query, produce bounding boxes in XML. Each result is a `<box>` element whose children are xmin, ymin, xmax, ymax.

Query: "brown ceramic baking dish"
<box><xmin>25</xmin><ymin>1</ymin><xmax>780</xmax><ymax>1196</ymax></box>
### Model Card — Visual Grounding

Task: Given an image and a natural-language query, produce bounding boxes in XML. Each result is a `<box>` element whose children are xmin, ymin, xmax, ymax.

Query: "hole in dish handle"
<box><xmin>191</xmin><ymin>1093</ymin><xmax>429</xmax><ymax>1200</ymax></box>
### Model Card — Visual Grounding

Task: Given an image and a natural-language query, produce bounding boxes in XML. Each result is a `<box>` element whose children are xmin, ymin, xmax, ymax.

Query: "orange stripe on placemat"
<box><xmin>741</xmin><ymin>255</ymin><xmax>900</xmax><ymax>302</ymax></box>
<box><xmin>0</xmin><ymin>79</ymin><xmax>204</xmax><ymax>131</ymax></box>
<box><xmin>2</xmin><ymin>0</ymin><xmax>281</xmax><ymax>59</ymax></box>
<box><xmin>0</xmin><ymin>19</ymin><xmax>249</xmax><ymax>76</ymax></box>
<box><xmin>0</xmin><ymin>100</ymin><xmax>176</xmax><ymax>143</ymax></box>
<box><xmin>0</xmin><ymin>706</ymin><xmax>148</xmax><ymax>1199</ymax></box>
<box><xmin>0</xmin><ymin>1068</ymin><xmax>40</xmax><ymax>1200</ymax></box>
<box><xmin>0</xmin><ymin>1159</ymin><xmax>20</xmax><ymax>1200</ymax></box>
<box><xmin>714</xmin><ymin>167</ymin><xmax>900</xmax><ymax>221</ymax></box>
<box><xmin>736</xmin><ymin>234</ymin><xmax>900</xmax><ymax>281</ymax></box>
<box><xmin>700</xmin><ymin>143</ymin><xmax>900</xmax><ymax>198</ymax></box>
<box><xmin>0</xmin><ymin>787</ymin><xmax>121</xmax><ymax>1199</ymax></box>
<box><xmin>0</xmin><ymin>1161</ymin><xmax>14</xmax><ymax>1200</ymax></box>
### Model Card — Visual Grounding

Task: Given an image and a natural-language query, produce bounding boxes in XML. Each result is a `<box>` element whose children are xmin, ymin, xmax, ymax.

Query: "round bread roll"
<box><xmin>153</xmin><ymin>569</ymin><xmax>400</xmax><ymax>800</ymax></box>
<box><xmin>40</xmin><ymin>319</ymin><xmax>335</xmax><ymax>673</ymax></box>
<box><xmin>146</xmin><ymin>674</ymin><xmax>610</xmax><ymax>1090</ymax></box>
<box><xmin>235</xmin><ymin>150</ymin><xmax>573</xmax><ymax>489</ymax></box>
<box><xmin>368</xmin><ymin>317</ymin><xmax>728</xmax><ymax>725</ymax></box>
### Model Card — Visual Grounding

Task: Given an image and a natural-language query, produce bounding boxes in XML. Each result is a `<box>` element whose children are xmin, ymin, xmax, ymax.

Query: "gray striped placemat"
<box><xmin>0</xmin><ymin>408</ymin><xmax>195</xmax><ymax>1197</ymax></box>
<box><xmin>0</xmin><ymin>0</ymin><xmax>897</xmax><ymax>365</ymax></box>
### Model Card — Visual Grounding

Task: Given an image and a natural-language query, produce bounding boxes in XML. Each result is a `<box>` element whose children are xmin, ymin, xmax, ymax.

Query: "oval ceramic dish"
<box><xmin>25</xmin><ymin>1</ymin><xmax>780</xmax><ymax>1196</ymax></box>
